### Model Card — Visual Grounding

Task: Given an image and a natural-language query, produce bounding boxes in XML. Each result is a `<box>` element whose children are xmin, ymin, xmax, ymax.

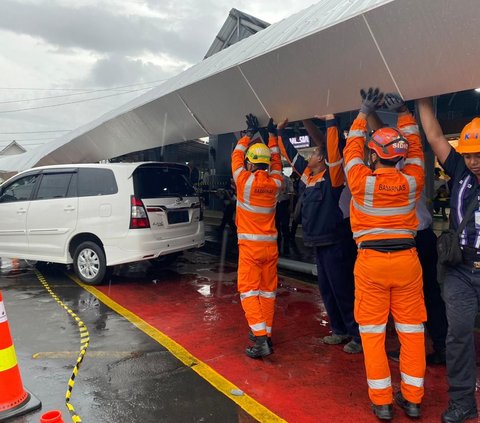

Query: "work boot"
<box><xmin>245</xmin><ymin>336</ymin><xmax>273</xmax><ymax>359</ymax></box>
<box><xmin>371</xmin><ymin>404</ymin><xmax>393</xmax><ymax>420</ymax></box>
<box><xmin>395</xmin><ymin>392</ymin><xmax>421</xmax><ymax>418</ymax></box>
<box><xmin>322</xmin><ymin>333</ymin><xmax>350</xmax><ymax>345</ymax></box>
<box><xmin>248</xmin><ymin>332</ymin><xmax>273</xmax><ymax>349</ymax></box>
<box><xmin>441</xmin><ymin>401</ymin><xmax>478</xmax><ymax>423</ymax></box>
<box><xmin>426</xmin><ymin>349</ymin><xmax>446</xmax><ymax>365</ymax></box>
<box><xmin>343</xmin><ymin>340</ymin><xmax>363</xmax><ymax>354</ymax></box>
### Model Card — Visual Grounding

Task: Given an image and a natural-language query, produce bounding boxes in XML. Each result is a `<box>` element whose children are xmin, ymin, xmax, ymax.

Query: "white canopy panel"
<box><xmin>2</xmin><ymin>0</ymin><xmax>480</xmax><ymax>173</ymax></box>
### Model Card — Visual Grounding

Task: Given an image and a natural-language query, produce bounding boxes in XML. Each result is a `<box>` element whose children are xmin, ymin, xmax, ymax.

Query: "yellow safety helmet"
<box><xmin>245</xmin><ymin>142</ymin><xmax>271</xmax><ymax>165</ymax></box>
<box><xmin>456</xmin><ymin>117</ymin><xmax>480</xmax><ymax>153</ymax></box>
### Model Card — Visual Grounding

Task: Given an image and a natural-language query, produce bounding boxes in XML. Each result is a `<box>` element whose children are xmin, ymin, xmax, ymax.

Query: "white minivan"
<box><xmin>0</xmin><ymin>162</ymin><xmax>205</xmax><ymax>284</ymax></box>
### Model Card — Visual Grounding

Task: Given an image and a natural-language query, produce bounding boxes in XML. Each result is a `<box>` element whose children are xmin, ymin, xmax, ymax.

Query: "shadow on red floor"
<box><xmin>96</xmin><ymin>253</ymin><xmax>479</xmax><ymax>423</ymax></box>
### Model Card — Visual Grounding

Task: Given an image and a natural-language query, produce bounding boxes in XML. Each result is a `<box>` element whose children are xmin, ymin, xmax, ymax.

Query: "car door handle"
<box><xmin>16</xmin><ymin>208</ymin><xmax>27</xmax><ymax>214</ymax></box>
<box><xmin>64</xmin><ymin>206</ymin><xmax>76</xmax><ymax>211</ymax></box>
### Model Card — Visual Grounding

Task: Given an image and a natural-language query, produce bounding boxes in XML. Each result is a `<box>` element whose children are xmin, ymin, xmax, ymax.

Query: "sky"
<box><xmin>0</xmin><ymin>0</ymin><xmax>317</xmax><ymax>151</ymax></box>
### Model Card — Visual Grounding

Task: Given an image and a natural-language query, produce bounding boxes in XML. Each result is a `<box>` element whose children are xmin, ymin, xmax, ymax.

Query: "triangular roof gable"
<box><xmin>204</xmin><ymin>8</ymin><xmax>270</xmax><ymax>59</ymax></box>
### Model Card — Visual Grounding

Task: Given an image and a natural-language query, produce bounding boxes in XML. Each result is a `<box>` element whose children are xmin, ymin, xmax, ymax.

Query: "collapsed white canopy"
<box><xmin>2</xmin><ymin>0</ymin><xmax>480</xmax><ymax>173</ymax></box>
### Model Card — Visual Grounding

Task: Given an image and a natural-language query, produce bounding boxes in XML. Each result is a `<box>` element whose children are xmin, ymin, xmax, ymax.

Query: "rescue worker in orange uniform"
<box><xmin>344</xmin><ymin>89</ymin><xmax>426</xmax><ymax>420</ymax></box>
<box><xmin>232</xmin><ymin>113</ymin><xmax>283</xmax><ymax>359</ymax></box>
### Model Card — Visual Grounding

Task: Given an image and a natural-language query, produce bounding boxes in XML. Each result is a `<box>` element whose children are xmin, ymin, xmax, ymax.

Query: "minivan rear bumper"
<box><xmin>104</xmin><ymin>222</ymin><xmax>205</xmax><ymax>266</ymax></box>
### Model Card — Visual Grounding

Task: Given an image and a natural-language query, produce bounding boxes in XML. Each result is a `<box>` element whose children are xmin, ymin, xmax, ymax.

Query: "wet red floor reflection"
<box><xmin>96</xmin><ymin>253</ymin><xmax>480</xmax><ymax>423</ymax></box>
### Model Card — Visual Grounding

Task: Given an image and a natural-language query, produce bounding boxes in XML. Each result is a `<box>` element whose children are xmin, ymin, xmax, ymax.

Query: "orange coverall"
<box><xmin>344</xmin><ymin>113</ymin><xmax>427</xmax><ymax>406</ymax></box>
<box><xmin>232</xmin><ymin>135</ymin><xmax>283</xmax><ymax>338</ymax></box>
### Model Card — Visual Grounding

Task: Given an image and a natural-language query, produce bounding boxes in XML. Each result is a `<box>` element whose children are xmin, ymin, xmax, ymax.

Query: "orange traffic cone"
<box><xmin>0</xmin><ymin>290</ymin><xmax>41</xmax><ymax>421</ymax></box>
<box><xmin>40</xmin><ymin>410</ymin><xmax>64</xmax><ymax>423</ymax></box>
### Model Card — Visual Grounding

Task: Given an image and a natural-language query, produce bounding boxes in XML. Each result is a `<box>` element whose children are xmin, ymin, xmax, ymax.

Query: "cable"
<box><xmin>0</xmin><ymin>86</ymin><xmax>158</xmax><ymax>114</ymax></box>
<box><xmin>0</xmin><ymin>137</ymin><xmax>56</xmax><ymax>141</ymax></box>
<box><xmin>0</xmin><ymin>130</ymin><xmax>70</xmax><ymax>134</ymax></box>
<box><xmin>0</xmin><ymin>89</ymin><xmax>133</xmax><ymax>105</ymax></box>
<box><xmin>0</xmin><ymin>78</ymin><xmax>168</xmax><ymax>91</ymax></box>
<box><xmin>0</xmin><ymin>80</ymin><xmax>167</xmax><ymax>105</ymax></box>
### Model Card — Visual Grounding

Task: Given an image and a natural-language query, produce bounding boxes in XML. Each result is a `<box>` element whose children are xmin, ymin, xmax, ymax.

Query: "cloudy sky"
<box><xmin>0</xmin><ymin>0</ymin><xmax>317</xmax><ymax>151</ymax></box>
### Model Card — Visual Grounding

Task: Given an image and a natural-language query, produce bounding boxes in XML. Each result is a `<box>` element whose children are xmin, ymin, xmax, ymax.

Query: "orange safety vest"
<box><xmin>343</xmin><ymin>114</ymin><xmax>425</xmax><ymax>244</ymax></box>
<box><xmin>231</xmin><ymin>136</ymin><xmax>283</xmax><ymax>245</ymax></box>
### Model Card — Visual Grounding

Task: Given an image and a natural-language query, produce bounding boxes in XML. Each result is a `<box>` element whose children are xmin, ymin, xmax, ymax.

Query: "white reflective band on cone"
<box><xmin>0</xmin><ymin>301</ymin><xmax>6</xmax><ymax>324</ymax></box>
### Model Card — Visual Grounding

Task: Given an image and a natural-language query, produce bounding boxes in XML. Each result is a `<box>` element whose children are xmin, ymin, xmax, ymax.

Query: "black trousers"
<box><xmin>275</xmin><ymin>200</ymin><xmax>290</xmax><ymax>246</ymax></box>
<box><xmin>315</xmin><ymin>238</ymin><xmax>360</xmax><ymax>343</ymax></box>
<box><xmin>443</xmin><ymin>264</ymin><xmax>480</xmax><ymax>409</ymax></box>
<box><xmin>415</xmin><ymin>228</ymin><xmax>448</xmax><ymax>352</ymax></box>
<box><xmin>219</xmin><ymin>203</ymin><xmax>236</xmax><ymax>232</ymax></box>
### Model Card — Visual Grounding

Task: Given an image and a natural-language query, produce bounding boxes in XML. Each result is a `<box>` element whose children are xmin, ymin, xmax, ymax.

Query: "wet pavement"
<box><xmin>1</xmin><ymin>249</ymin><xmax>479</xmax><ymax>423</ymax></box>
<box><xmin>0</xmin><ymin>260</ymin><xmax>255</xmax><ymax>423</ymax></box>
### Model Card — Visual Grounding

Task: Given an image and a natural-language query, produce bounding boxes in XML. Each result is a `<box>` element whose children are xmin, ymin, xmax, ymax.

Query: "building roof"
<box><xmin>0</xmin><ymin>141</ymin><xmax>26</xmax><ymax>156</ymax></box>
<box><xmin>2</xmin><ymin>0</ymin><xmax>480</xmax><ymax>173</ymax></box>
<box><xmin>204</xmin><ymin>8</ymin><xmax>270</xmax><ymax>59</ymax></box>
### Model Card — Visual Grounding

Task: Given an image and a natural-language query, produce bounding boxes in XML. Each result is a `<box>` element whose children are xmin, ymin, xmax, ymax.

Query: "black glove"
<box><xmin>360</xmin><ymin>87</ymin><xmax>384</xmax><ymax>115</ymax></box>
<box><xmin>383</xmin><ymin>93</ymin><xmax>407</xmax><ymax>113</ymax></box>
<box><xmin>267</xmin><ymin>118</ymin><xmax>277</xmax><ymax>136</ymax></box>
<box><xmin>245</xmin><ymin>113</ymin><xmax>259</xmax><ymax>136</ymax></box>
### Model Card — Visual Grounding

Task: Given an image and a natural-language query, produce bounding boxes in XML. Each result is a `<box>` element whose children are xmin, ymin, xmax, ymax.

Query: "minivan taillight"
<box><xmin>130</xmin><ymin>196</ymin><xmax>150</xmax><ymax>229</ymax></box>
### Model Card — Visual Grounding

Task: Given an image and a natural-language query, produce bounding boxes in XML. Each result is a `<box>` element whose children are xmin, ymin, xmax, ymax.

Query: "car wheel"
<box><xmin>149</xmin><ymin>252</ymin><xmax>181</xmax><ymax>267</ymax></box>
<box><xmin>73</xmin><ymin>241</ymin><xmax>107</xmax><ymax>285</ymax></box>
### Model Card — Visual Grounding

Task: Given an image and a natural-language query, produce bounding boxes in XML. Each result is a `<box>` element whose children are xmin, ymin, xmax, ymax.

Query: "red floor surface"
<box><xmin>97</xmin><ymin>256</ymin><xmax>480</xmax><ymax>423</ymax></box>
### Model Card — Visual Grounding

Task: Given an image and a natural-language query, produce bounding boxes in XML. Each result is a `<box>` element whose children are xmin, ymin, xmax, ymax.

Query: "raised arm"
<box><xmin>416</xmin><ymin>97</ymin><xmax>452</xmax><ymax>165</ymax></box>
<box><xmin>313</xmin><ymin>115</ymin><xmax>344</xmax><ymax>188</ymax></box>
<box><xmin>277</xmin><ymin>118</ymin><xmax>308</xmax><ymax>176</ymax></box>
<box><xmin>366</xmin><ymin>111</ymin><xmax>384</xmax><ymax>132</ymax></box>
<box><xmin>303</xmin><ymin>119</ymin><xmax>325</xmax><ymax>147</ymax></box>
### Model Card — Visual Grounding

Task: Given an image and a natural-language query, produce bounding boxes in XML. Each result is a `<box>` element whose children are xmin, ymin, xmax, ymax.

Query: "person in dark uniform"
<box><xmin>278</xmin><ymin>115</ymin><xmax>361</xmax><ymax>354</ymax></box>
<box><xmin>418</xmin><ymin>97</ymin><xmax>480</xmax><ymax>423</ymax></box>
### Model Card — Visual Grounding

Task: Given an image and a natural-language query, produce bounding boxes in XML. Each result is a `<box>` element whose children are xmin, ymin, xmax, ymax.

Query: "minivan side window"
<box><xmin>0</xmin><ymin>174</ymin><xmax>38</xmax><ymax>203</ymax></box>
<box><xmin>36</xmin><ymin>173</ymin><xmax>73</xmax><ymax>200</ymax></box>
<box><xmin>77</xmin><ymin>168</ymin><xmax>118</xmax><ymax>197</ymax></box>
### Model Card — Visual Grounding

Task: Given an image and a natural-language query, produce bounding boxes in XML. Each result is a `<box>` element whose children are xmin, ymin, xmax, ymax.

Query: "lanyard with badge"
<box><xmin>475</xmin><ymin>194</ymin><xmax>480</xmax><ymax>230</ymax></box>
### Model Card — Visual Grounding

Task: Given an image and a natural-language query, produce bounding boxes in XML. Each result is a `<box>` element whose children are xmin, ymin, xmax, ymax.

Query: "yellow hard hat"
<box><xmin>246</xmin><ymin>143</ymin><xmax>271</xmax><ymax>165</ymax></box>
<box><xmin>457</xmin><ymin>117</ymin><xmax>480</xmax><ymax>153</ymax></box>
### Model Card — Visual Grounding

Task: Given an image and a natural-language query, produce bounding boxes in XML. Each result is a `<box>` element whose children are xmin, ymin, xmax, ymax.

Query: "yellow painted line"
<box><xmin>69</xmin><ymin>274</ymin><xmax>286</xmax><ymax>423</ymax></box>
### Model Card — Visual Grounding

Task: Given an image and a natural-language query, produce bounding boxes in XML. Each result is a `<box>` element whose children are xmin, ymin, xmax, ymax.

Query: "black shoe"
<box><xmin>442</xmin><ymin>401</ymin><xmax>478</xmax><ymax>423</ymax></box>
<box><xmin>395</xmin><ymin>391</ymin><xmax>421</xmax><ymax>418</ymax></box>
<box><xmin>426</xmin><ymin>349</ymin><xmax>446</xmax><ymax>365</ymax></box>
<box><xmin>372</xmin><ymin>404</ymin><xmax>393</xmax><ymax>420</ymax></box>
<box><xmin>245</xmin><ymin>336</ymin><xmax>273</xmax><ymax>359</ymax></box>
<box><xmin>248</xmin><ymin>332</ymin><xmax>273</xmax><ymax>349</ymax></box>
<box><xmin>387</xmin><ymin>350</ymin><xmax>400</xmax><ymax>362</ymax></box>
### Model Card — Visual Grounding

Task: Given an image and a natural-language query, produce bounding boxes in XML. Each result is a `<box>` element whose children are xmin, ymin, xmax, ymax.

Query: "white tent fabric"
<box><xmin>2</xmin><ymin>0</ymin><xmax>480</xmax><ymax>173</ymax></box>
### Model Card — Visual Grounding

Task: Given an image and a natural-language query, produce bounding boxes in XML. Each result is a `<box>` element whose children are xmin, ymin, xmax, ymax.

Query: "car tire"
<box><xmin>149</xmin><ymin>252</ymin><xmax>181</xmax><ymax>267</ymax></box>
<box><xmin>73</xmin><ymin>241</ymin><xmax>107</xmax><ymax>285</ymax></box>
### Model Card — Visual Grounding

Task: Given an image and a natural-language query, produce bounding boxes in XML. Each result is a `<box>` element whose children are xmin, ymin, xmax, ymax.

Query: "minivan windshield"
<box><xmin>133</xmin><ymin>166</ymin><xmax>196</xmax><ymax>198</ymax></box>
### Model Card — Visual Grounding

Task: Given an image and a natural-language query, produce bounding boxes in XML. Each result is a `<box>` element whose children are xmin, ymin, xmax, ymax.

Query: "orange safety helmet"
<box><xmin>368</xmin><ymin>127</ymin><xmax>409</xmax><ymax>161</ymax></box>
<box><xmin>456</xmin><ymin>117</ymin><xmax>480</xmax><ymax>153</ymax></box>
<box><xmin>246</xmin><ymin>142</ymin><xmax>271</xmax><ymax>165</ymax></box>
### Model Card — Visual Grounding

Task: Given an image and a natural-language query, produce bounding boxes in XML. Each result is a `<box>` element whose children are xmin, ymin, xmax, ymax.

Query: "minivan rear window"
<box><xmin>133</xmin><ymin>167</ymin><xmax>196</xmax><ymax>198</ymax></box>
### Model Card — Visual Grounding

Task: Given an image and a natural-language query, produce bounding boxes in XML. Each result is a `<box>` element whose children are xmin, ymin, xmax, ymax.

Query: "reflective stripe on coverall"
<box><xmin>232</xmin><ymin>135</ymin><xmax>283</xmax><ymax>337</ymax></box>
<box><xmin>344</xmin><ymin>114</ymin><xmax>427</xmax><ymax>405</ymax></box>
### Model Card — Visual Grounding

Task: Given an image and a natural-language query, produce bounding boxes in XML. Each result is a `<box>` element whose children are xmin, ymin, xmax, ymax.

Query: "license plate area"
<box><xmin>167</xmin><ymin>210</ymin><xmax>189</xmax><ymax>224</ymax></box>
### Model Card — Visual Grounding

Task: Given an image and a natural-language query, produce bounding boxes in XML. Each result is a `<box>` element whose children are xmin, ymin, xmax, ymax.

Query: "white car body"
<box><xmin>0</xmin><ymin>162</ymin><xmax>205</xmax><ymax>284</ymax></box>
